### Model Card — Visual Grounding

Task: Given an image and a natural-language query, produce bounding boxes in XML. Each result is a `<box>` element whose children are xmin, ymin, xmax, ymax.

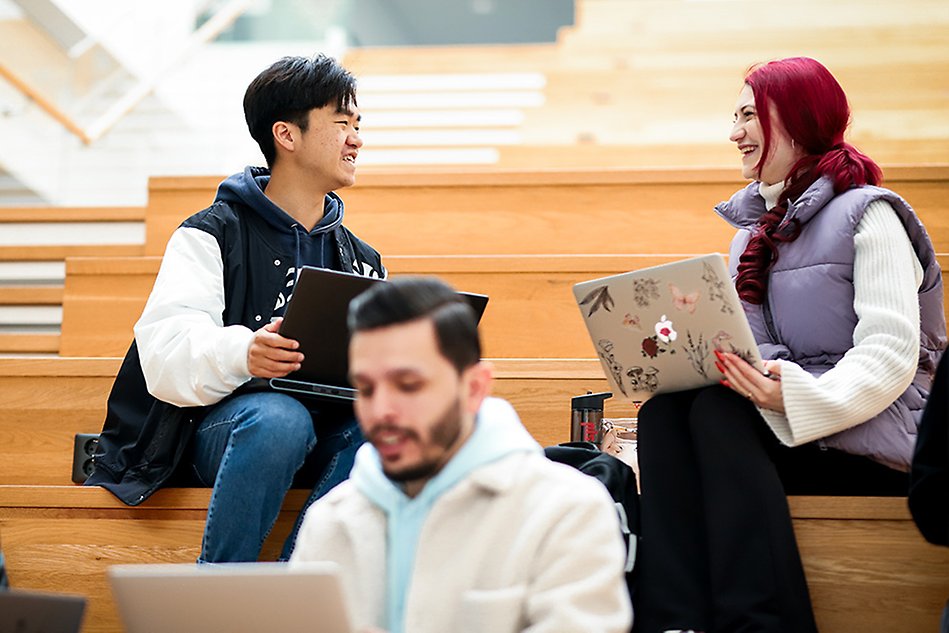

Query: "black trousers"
<box><xmin>634</xmin><ymin>386</ymin><xmax>908</xmax><ymax>633</ymax></box>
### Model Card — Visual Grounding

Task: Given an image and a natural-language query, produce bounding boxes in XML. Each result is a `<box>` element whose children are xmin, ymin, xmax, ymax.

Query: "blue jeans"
<box><xmin>189</xmin><ymin>391</ymin><xmax>363</xmax><ymax>563</ymax></box>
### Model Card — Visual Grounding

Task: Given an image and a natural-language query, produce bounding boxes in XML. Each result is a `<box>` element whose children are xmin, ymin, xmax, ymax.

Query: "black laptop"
<box><xmin>0</xmin><ymin>590</ymin><xmax>86</xmax><ymax>633</ymax></box>
<box><xmin>268</xmin><ymin>267</ymin><xmax>489</xmax><ymax>401</ymax></box>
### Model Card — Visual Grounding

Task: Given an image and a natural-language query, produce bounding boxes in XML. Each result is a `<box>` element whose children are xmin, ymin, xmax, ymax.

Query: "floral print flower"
<box><xmin>641</xmin><ymin>337</ymin><xmax>659</xmax><ymax>358</ymax></box>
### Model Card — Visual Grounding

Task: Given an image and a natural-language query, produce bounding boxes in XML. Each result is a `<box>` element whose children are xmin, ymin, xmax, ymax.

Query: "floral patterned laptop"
<box><xmin>573</xmin><ymin>253</ymin><xmax>763</xmax><ymax>403</ymax></box>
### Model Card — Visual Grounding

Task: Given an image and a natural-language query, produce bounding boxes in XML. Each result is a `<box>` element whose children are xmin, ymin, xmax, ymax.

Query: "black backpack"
<box><xmin>544</xmin><ymin>442</ymin><xmax>640</xmax><ymax>605</ymax></box>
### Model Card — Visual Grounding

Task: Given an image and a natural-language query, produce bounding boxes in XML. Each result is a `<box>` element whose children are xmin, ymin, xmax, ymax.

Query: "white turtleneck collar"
<box><xmin>758</xmin><ymin>180</ymin><xmax>785</xmax><ymax>210</ymax></box>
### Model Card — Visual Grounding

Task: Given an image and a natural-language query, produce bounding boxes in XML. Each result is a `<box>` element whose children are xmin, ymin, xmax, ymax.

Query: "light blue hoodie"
<box><xmin>349</xmin><ymin>397</ymin><xmax>540</xmax><ymax>633</ymax></box>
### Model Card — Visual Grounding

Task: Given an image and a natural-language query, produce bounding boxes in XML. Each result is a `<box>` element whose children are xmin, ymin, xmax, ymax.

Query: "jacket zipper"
<box><xmin>762</xmin><ymin>292</ymin><xmax>781</xmax><ymax>345</ymax></box>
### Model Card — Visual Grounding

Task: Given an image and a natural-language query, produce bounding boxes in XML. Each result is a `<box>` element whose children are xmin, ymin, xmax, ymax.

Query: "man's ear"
<box><xmin>463</xmin><ymin>360</ymin><xmax>493</xmax><ymax>414</ymax></box>
<box><xmin>272</xmin><ymin>121</ymin><xmax>296</xmax><ymax>154</ymax></box>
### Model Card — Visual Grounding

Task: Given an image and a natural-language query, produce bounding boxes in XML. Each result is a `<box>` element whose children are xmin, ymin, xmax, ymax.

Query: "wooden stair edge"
<box><xmin>149</xmin><ymin>164</ymin><xmax>949</xmax><ymax>191</ymax></box>
<box><xmin>0</xmin><ymin>286</ymin><xmax>63</xmax><ymax>304</ymax></box>
<box><xmin>0</xmin><ymin>485</ymin><xmax>310</xmax><ymax>511</ymax></box>
<box><xmin>0</xmin><ymin>244</ymin><xmax>145</xmax><ymax>261</ymax></box>
<box><xmin>63</xmin><ymin>253</ymin><xmax>714</xmax><ymax>276</ymax></box>
<box><xmin>0</xmin><ymin>355</ymin><xmax>605</xmax><ymax>378</ymax></box>
<box><xmin>0</xmin><ymin>484</ymin><xmax>913</xmax><ymax>520</ymax></box>
<box><xmin>0</xmin><ymin>207</ymin><xmax>146</xmax><ymax>223</ymax></box>
<box><xmin>0</xmin><ymin>355</ymin><xmax>121</xmax><ymax>376</ymax></box>
<box><xmin>0</xmin><ymin>333</ymin><xmax>60</xmax><ymax>353</ymax></box>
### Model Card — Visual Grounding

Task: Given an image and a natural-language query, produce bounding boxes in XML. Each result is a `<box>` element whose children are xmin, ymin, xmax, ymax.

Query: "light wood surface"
<box><xmin>0</xmin><ymin>486</ymin><xmax>310</xmax><ymax>633</ymax></box>
<box><xmin>144</xmin><ymin>166</ymin><xmax>949</xmax><ymax>256</ymax></box>
<box><xmin>0</xmin><ymin>333</ymin><xmax>59</xmax><ymax>353</ymax></box>
<box><xmin>2</xmin><ymin>487</ymin><xmax>946</xmax><ymax>633</ymax></box>
<box><xmin>330</xmin><ymin>0</ymin><xmax>949</xmax><ymax>172</ymax></box>
<box><xmin>0</xmin><ymin>356</ymin><xmax>628</xmax><ymax>485</ymax></box>
<box><xmin>0</xmin><ymin>244</ymin><xmax>143</xmax><ymax>261</ymax></box>
<box><xmin>57</xmin><ymin>251</ymin><xmax>949</xmax><ymax>359</ymax></box>
<box><xmin>0</xmin><ymin>207</ymin><xmax>145</xmax><ymax>223</ymax></box>
<box><xmin>497</xmin><ymin>140</ymin><xmax>949</xmax><ymax>171</ymax></box>
<box><xmin>0</xmin><ymin>286</ymin><xmax>63</xmax><ymax>304</ymax></box>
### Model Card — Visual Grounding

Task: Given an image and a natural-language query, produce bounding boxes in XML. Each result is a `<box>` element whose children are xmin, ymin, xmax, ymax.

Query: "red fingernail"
<box><xmin>715</xmin><ymin>361</ymin><xmax>725</xmax><ymax>373</ymax></box>
<box><xmin>719</xmin><ymin>379</ymin><xmax>731</xmax><ymax>388</ymax></box>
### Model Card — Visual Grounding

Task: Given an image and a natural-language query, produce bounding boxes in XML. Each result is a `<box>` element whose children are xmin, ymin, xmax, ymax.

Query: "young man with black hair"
<box><xmin>87</xmin><ymin>54</ymin><xmax>384</xmax><ymax>563</ymax></box>
<box><xmin>290</xmin><ymin>277</ymin><xmax>632</xmax><ymax>633</ymax></box>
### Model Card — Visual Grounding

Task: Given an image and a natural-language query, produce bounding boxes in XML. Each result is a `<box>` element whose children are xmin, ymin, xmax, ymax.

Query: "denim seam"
<box><xmin>201</xmin><ymin>440</ymin><xmax>234</xmax><ymax>557</ymax></box>
<box><xmin>313</xmin><ymin>453</ymin><xmax>341</xmax><ymax>494</ymax></box>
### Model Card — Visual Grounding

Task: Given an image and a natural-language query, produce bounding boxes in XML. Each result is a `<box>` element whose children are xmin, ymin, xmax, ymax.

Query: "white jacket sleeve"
<box><xmin>759</xmin><ymin>200</ymin><xmax>923</xmax><ymax>445</ymax></box>
<box><xmin>134</xmin><ymin>227</ymin><xmax>256</xmax><ymax>407</ymax></box>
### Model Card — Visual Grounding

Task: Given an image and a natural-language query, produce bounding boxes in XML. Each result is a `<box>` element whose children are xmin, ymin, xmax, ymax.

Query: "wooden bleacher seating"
<box><xmin>0</xmin><ymin>206</ymin><xmax>145</xmax><ymax>355</ymax></box>
<box><xmin>2</xmin><ymin>486</ymin><xmax>947</xmax><ymax>633</ymax></box>
<box><xmin>2</xmin><ymin>0</ymin><xmax>948</xmax><ymax>626</ymax></box>
<box><xmin>0</xmin><ymin>162</ymin><xmax>946</xmax><ymax>631</ymax></box>
<box><xmin>336</xmin><ymin>0</ymin><xmax>949</xmax><ymax>170</ymax></box>
<box><xmin>0</xmin><ymin>164</ymin><xmax>944</xmax><ymax>632</ymax></box>
<box><xmin>0</xmin><ymin>356</ymin><xmax>623</xmax><ymax>486</ymax></box>
<box><xmin>56</xmin><ymin>251</ymin><xmax>949</xmax><ymax>360</ymax></box>
<box><xmin>55</xmin><ymin>166</ymin><xmax>949</xmax><ymax>359</ymax></box>
<box><xmin>144</xmin><ymin>166</ymin><xmax>949</xmax><ymax>257</ymax></box>
<box><xmin>4</xmin><ymin>165</ymin><xmax>944</xmax><ymax>357</ymax></box>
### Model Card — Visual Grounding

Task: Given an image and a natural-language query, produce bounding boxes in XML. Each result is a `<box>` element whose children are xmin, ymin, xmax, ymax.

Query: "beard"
<box><xmin>371</xmin><ymin>395</ymin><xmax>465</xmax><ymax>484</ymax></box>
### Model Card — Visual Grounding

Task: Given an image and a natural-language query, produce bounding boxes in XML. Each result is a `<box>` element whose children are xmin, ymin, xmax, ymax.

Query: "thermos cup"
<box><xmin>570</xmin><ymin>391</ymin><xmax>612</xmax><ymax>444</ymax></box>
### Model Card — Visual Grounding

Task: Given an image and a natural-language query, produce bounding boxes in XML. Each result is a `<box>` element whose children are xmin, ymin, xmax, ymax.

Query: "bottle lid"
<box><xmin>571</xmin><ymin>391</ymin><xmax>612</xmax><ymax>411</ymax></box>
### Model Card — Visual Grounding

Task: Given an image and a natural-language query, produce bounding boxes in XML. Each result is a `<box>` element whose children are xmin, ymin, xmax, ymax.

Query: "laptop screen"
<box><xmin>272</xmin><ymin>268</ymin><xmax>488</xmax><ymax>400</ymax></box>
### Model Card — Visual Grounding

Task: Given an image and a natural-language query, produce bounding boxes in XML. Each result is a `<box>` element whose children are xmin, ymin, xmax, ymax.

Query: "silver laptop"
<box><xmin>269</xmin><ymin>267</ymin><xmax>489</xmax><ymax>401</ymax></box>
<box><xmin>0</xmin><ymin>590</ymin><xmax>85</xmax><ymax>633</ymax></box>
<box><xmin>573</xmin><ymin>253</ymin><xmax>763</xmax><ymax>403</ymax></box>
<box><xmin>108</xmin><ymin>562</ymin><xmax>353</xmax><ymax>633</ymax></box>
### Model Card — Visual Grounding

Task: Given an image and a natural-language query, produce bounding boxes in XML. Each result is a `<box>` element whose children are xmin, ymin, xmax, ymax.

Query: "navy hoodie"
<box><xmin>215</xmin><ymin>166</ymin><xmax>345</xmax><ymax>316</ymax></box>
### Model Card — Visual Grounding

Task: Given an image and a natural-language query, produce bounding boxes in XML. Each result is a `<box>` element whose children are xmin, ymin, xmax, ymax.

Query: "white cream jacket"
<box><xmin>291</xmin><ymin>451</ymin><xmax>633</xmax><ymax>633</ymax></box>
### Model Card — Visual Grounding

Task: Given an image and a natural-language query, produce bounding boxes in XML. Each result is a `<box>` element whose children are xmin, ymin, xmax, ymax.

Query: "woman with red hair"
<box><xmin>635</xmin><ymin>57</ymin><xmax>946</xmax><ymax>633</ymax></box>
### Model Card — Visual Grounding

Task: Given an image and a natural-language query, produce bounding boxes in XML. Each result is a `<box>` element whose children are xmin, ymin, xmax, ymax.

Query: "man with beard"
<box><xmin>290</xmin><ymin>277</ymin><xmax>632</xmax><ymax>633</ymax></box>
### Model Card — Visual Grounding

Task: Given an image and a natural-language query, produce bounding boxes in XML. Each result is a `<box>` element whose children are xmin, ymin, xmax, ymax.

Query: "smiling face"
<box><xmin>289</xmin><ymin>103</ymin><xmax>363</xmax><ymax>194</ymax></box>
<box><xmin>729</xmin><ymin>83</ymin><xmax>804</xmax><ymax>185</ymax></box>
<box><xmin>349</xmin><ymin>317</ymin><xmax>490</xmax><ymax>497</ymax></box>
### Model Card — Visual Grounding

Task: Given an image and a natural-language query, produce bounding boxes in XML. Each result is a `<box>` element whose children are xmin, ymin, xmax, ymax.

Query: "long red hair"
<box><xmin>735</xmin><ymin>57</ymin><xmax>883</xmax><ymax>304</ymax></box>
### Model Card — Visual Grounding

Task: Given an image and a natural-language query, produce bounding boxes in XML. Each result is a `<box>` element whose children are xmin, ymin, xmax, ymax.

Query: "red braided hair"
<box><xmin>734</xmin><ymin>58</ymin><xmax>883</xmax><ymax>304</ymax></box>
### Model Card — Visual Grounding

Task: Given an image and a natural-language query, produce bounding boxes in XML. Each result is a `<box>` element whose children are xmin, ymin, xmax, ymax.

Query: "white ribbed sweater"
<box><xmin>754</xmin><ymin>181</ymin><xmax>923</xmax><ymax>446</ymax></box>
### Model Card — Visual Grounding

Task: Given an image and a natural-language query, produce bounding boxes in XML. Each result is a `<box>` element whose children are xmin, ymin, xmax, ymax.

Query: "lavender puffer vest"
<box><xmin>715</xmin><ymin>176</ymin><xmax>946</xmax><ymax>471</ymax></box>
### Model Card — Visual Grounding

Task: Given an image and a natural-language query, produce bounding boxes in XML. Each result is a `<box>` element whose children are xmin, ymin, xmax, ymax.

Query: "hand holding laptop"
<box><xmin>247</xmin><ymin>317</ymin><xmax>304</xmax><ymax>378</ymax></box>
<box><xmin>717</xmin><ymin>351</ymin><xmax>785</xmax><ymax>411</ymax></box>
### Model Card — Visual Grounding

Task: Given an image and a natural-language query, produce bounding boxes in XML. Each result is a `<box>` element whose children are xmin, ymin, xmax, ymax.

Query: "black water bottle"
<box><xmin>570</xmin><ymin>391</ymin><xmax>612</xmax><ymax>444</ymax></box>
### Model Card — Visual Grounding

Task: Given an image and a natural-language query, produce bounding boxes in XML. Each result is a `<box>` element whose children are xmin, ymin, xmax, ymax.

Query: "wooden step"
<box><xmin>144</xmin><ymin>166</ymin><xmax>949</xmax><ymax>256</ymax></box>
<box><xmin>0</xmin><ymin>207</ymin><xmax>145</xmax><ymax>223</ymax></box>
<box><xmin>0</xmin><ymin>286</ymin><xmax>63</xmax><ymax>304</ymax></box>
<box><xmin>0</xmin><ymin>288</ymin><xmax>63</xmax><ymax>353</ymax></box>
<box><xmin>0</xmin><ymin>244</ymin><xmax>143</xmax><ymax>261</ymax></box>
<box><xmin>57</xmin><ymin>252</ymin><xmax>949</xmax><ymax>359</ymax></box>
<box><xmin>0</xmin><ymin>356</ymin><xmax>631</xmax><ymax>485</ymax></box>
<box><xmin>57</xmin><ymin>253</ymin><xmax>688</xmax><ymax>358</ymax></box>
<box><xmin>1</xmin><ymin>485</ymin><xmax>947</xmax><ymax>633</ymax></box>
<box><xmin>0</xmin><ymin>332</ymin><xmax>59</xmax><ymax>353</ymax></box>
<box><xmin>0</xmin><ymin>486</ymin><xmax>306</xmax><ymax>633</ymax></box>
<box><xmin>496</xmin><ymin>140</ymin><xmax>949</xmax><ymax>171</ymax></box>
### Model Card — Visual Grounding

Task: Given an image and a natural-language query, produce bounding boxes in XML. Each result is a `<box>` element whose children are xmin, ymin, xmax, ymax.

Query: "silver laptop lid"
<box><xmin>573</xmin><ymin>253</ymin><xmax>762</xmax><ymax>403</ymax></box>
<box><xmin>108</xmin><ymin>562</ymin><xmax>353</xmax><ymax>633</ymax></box>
